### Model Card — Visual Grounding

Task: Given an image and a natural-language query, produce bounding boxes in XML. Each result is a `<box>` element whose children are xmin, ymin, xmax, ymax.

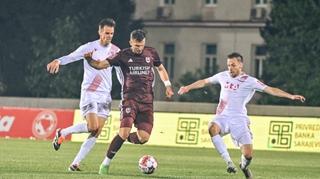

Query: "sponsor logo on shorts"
<box><xmin>125</xmin><ymin>107</ymin><xmax>131</xmax><ymax>114</ymax></box>
<box><xmin>82</xmin><ymin>103</ymin><xmax>95</xmax><ymax>113</ymax></box>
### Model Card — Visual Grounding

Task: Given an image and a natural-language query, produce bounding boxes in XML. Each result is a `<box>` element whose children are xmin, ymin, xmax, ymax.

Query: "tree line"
<box><xmin>0</xmin><ymin>0</ymin><xmax>140</xmax><ymax>99</ymax></box>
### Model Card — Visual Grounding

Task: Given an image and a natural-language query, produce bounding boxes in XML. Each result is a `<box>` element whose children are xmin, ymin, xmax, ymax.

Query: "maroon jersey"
<box><xmin>108</xmin><ymin>46</ymin><xmax>162</xmax><ymax>104</ymax></box>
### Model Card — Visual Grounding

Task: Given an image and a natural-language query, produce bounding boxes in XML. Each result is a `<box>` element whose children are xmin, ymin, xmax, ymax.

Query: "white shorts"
<box><xmin>80</xmin><ymin>102</ymin><xmax>111</xmax><ymax>119</ymax></box>
<box><xmin>79</xmin><ymin>91</ymin><xmax>112</xmax><ymax>119</ymax></box>
<box><xmin>209</xmin><ymin>115</ymin><xmax>252</xmax><ymax>147</ymax></box>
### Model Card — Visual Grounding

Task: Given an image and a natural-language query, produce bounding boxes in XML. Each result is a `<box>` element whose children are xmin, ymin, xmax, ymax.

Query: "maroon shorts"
<box><xmin>120</xmin><ymin>99</ymin><xmax>153</xmax><ymax>134</ymax></box>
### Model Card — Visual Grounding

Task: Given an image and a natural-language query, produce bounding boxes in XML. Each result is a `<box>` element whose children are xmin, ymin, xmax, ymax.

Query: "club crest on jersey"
<box><xmin>145</xmin><ymin>57</ymin><xmax>150</xmax><ymax>63</ymax></box>
<box><xmin>125</xmin><ymin>107</ymin><xmax>131</xmax><ymax>114</ymax></box>
<box><xmin>128</xmin><ymin>58</ymin><xmax>133</xmax><ymax>63</ymax></box>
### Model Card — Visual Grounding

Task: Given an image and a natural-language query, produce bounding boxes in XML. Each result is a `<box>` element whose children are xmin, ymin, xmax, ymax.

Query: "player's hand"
<box><xmin>84</xmin><ymin>51</ymin><xmax>93</xmax><ymax>60</ymax></box>
<box><xmin>47</xmin><ymin>59</ymin><xmax>60</xmax><ymax>74</ymax></box>
<box><xmin>178</xmin><ymin>86</ymin><xmax>189</xmax><ymax>95</ymax></box>
<box><xmin>291</xmin><ymin>95</ymin><xmax>306</xmax><ymax>103</ymax></box>
<box><xmin>165</xmin><ymin>87</ymin><xmax>174</xmax><ymax>98</ymax></box>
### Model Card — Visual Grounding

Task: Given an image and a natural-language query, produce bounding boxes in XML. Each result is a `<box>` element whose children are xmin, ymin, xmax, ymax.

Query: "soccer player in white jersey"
<box><xmin>46</xmin><ymin>18</ymin><xmax>120</xmax><ymax>171</ymax></box>
<box><xmin>178</xmin><ymin>52</ymin><xmax>305</xmax><ymax>179</ymax></box>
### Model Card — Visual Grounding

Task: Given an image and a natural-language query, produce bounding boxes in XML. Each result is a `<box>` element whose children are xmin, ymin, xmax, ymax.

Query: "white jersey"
<box><xmin>58</xmin><ymin>40</ymin><xmax>120</xmax><ymax>106</ymax></box>
<box><xmin>207</xmin><ymin>71</ymin><xmax>266</xmax><ymax>117</ymax></box>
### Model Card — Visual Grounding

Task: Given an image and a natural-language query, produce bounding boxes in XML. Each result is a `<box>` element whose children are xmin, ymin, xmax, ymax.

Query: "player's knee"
<box><xmin>119</xmin><ymin>132</ymin><xmax>130</xmax><ymax>140</ymax></box>
<box><xmin>137</xmin><ymin>130</ymin><xmax>150</xmax><ymax>144</ymax></box>
<box><xmin>87</xmin><ymin>122</ymin><xmax>99</xmax><ymax>132</ymax></box>
<box><xmin>208</xmin><ymin>123</ymin><xmax>220</xmax><ymax>137</ymax></box>
<box><xmin>241</xmin><ymin>144</ymin><xmax>253</xmax><ymax>158</ymax></box>
<box><xmin>139</xmin><ymin>137</ymin><xmax>149</xmax><ymax>144</ymax></box>
<box><xmin>244</xmin><ymin>153</ymin><xmax>253</xmax><ymax>159</ymax></box>
<box><xmin>92</xmin><ymin>128</ymin><xmax>102</xmax><ymax>138</ymax></box>
<box><xmin>242</xmin><ymin>150</ymin><xmax>253</xmax><ymax>159</ymax></box>
<box><xmin>87</xmin><ymin>123</ymin><xmax>99</xmax><ymax>136</ymax></box>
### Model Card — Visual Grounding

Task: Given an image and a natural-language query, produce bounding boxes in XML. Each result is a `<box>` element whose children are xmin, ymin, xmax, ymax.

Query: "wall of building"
<box><xmin>133</xmin><ymin>0</ymin><xmax>270</xmax><ymax>100</ymax></box>
<box><xmin>145</xmin><ymin>26</ymin><xmax>264</xmax><ymax>77</ymax></box>
<box><xmin>134</xmin><ymin>0</ymin><xmax>271</xmax><ymax>21</ymax></box>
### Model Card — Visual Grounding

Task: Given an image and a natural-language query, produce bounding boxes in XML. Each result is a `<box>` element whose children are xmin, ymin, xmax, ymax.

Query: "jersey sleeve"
<box><xmin>58</xmin><ymin>43</ymin><xmax>91</xmax><ymax>65</ymax></box>
<box><xmin>152</xmin><ymin>49</ymin><xmax>161</xmax><ymax>67</ymax></box>
<box><xmin>107</xmin><ymin>51</ymin><xmax>122</xmax><ymax>66</ymax></box>
<box><xmin>207</xmin><ymin>73</ymin><xmax>220</xmax><ymax>84</ymax></box>
<box><xmin>251</xmin><ymin>78</ymin><xmax>267</xmax><ymax>92</ymax></box>
<box><xmin>110</xmin><ymin>44</ymin><xmax>120</xmax><ymax>56</ymax></box>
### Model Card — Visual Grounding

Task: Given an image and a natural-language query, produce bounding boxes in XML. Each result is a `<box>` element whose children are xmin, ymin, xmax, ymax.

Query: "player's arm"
<box><xmin>263</xmin><ymin>86</ymin><xmax>305</xmax><ymax>102</ymax></box>
<box><xmin>178</xmin><ymin>78</ymin><xmax>210</xmax><ymax>95</ymax></box>
<box><xmin>47</xmin><ymin>44</ymin><xmax>89</xmax><ymax>74</ymax></box>
<box><xmin>156</xmin><ymin>64</ymin><xmax>174</xmax><ymax>98</ymax></box>
<box><xmin>83</xmin><ymin>52</ymin><xmax>111</xmax><ymax>70</ymax></box>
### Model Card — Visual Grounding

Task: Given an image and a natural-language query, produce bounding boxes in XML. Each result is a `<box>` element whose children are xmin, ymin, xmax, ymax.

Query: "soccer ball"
<box><xmin>138</xmin><ymin>155</ymin><xmax>158</xmax><ymax>174</ymax></box>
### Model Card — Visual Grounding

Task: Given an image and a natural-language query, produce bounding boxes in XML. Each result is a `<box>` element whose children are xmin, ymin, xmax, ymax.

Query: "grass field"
<box><xmin>0</xmin><ymin>138</ymin><xmax>319</xmax><ymax>179</ymax></box>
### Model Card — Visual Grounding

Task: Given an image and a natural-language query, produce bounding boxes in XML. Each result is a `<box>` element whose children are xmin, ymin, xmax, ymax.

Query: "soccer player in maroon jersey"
<box><xmin>84</xmin><ymin>29</ymin><xmax>174</xmax><ymax>174</ymax></box>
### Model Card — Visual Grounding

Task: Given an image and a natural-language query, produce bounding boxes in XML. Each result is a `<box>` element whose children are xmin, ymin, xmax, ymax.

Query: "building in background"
<box><xmin>133</xmin><ymin>0</ymin><xmax>271</xmax><ymax>100</ymax></box>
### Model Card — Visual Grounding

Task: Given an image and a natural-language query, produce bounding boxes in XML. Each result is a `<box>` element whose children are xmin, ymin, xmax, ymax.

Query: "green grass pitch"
<box><xmin>0</xmin><ymin>138</ymin><xmax>319</xmax><ymax>179</ymax></box>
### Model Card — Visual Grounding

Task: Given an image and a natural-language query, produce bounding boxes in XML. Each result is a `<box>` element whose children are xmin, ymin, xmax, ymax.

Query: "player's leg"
<box><xmin>69</xmin><ymin>102</ymin><xmax>111</xmax><ymax>171</ymax></box>
<box><xmin>127</xmin><ymin>122</ymin><xmax>152</xmax><ymax>144</ymax></box>
<box><xmin>52</xmin><ymin>123</ymin><xmax>89</xmax><ymax>151</ymax></box>
<box><xmin>127</xmin><ymin>104</ymin><xmax>153</xmax><ymax>144</ymax></box>
<box><xmin>209</xmin><ymin>120</ymin><xmax>237</xmax><ymax>173</ymax></box>
<box><xmin>69</xmin><ymin>116</ymin><xmax>106</xmax><ymax>171</ymax></box>
<box><xmin>235</xmin><ymin>122</ymin><xmax>253</xmax><ymax>179</ymax></box>
<box><xmin>99</xmin><ymin>127</ymin><xmax>131</xmax><ymax>174</ymax></box>
<box><xmin>62</xmin><ymin>104</ymin><xmax>100</xmax><ymax>137</ymax></box>
<box><xmin>52</xmin><ymin>103</ymin><xmax>99</xmax><ymax>151</ymax></box>
<box><xmin>240</xmin><ymin>144</ymin><xmax>253</xmax><ymax>179</ymax></box>
<box><xmin>99</xmin><ymin>100</ymin><xmax>136</xmax><ymax>174</ymax></box>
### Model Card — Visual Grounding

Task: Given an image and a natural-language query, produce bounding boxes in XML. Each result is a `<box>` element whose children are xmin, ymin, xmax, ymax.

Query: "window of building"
<box><xmin>254</xmin><ymin>0</ymin><xmax>268</xmax><ymax>7</ymax></box>
<box><xmin>163</xmin><ymin>0</ymin><xmax>175</xmax><ymax>5</ymax></box>
<box><xmin>204</xmin><ymin>44</ymin><xmax>217</xmax><ymax>75</ymax></box>
<box><xmin>254</xmin><ymin>45</ymin><xmax>267</xmax><ymax>78</ymax></box>
<box><xmin>205</xmin><ymin>0</ymin><xmax>218</xmax><ymax>6</ymax></box>
<box><xmin>163</xmin><ymin>43</ymin><xmax>175</xmax><ymax>78</ymax></box>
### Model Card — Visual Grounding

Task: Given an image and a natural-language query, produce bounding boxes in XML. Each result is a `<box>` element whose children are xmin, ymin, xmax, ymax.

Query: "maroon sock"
<box><xmin>106</xmin><ymin>135</ymin><xmax>125</xmax><ymax>159</ymax></box>
<box><xmin>127</xmin><ymin>132</ymin><xmax>142</xmax><ymax>144</ymax></box>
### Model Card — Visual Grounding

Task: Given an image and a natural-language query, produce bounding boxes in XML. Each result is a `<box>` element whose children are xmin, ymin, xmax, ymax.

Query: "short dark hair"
<box><xmin>227</xmin><ymin>52</ymin><xmax>243</xmax><ymax>62</ymax></box>
<box><xmin>99</xmin><ymin>18</ymin><xmax>116</xmax><ymax>28</ymax></box>
<box><xmin>130</xmin><ymin>29</ymin><xmax>146</xmax><ymax>42</ymax></box>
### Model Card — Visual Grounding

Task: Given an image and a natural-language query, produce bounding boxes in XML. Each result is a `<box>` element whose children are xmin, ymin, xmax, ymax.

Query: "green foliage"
<box><xmin>177</xmin><ymin>69</ymin><xmax>220</xmax><ymax>103</ymax></box>
<box><xmin>0</xmin><ymin>0</ymin><xmax>142</xmax><ymax>98</ymax></box>
<box><xmin>27</xmin><ymin>16</ymin><xmax>83</xmax><ymax>97</ymax></box>
<box><xmin>261</xmin><ymin>0</ymin><xmax>320</xmax><ymax>106</ymax></box>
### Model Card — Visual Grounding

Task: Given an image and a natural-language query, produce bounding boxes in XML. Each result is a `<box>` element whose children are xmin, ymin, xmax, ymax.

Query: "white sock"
<box><xmin>60</xmin><ymin>123</ymin><xmax>88</xmax><ymax>137</ymax></box>
<box><xmin>102</xmin><ymin>156</ymin><xmax>112</xmax><ymax>166</ymax></box>
<box><xmin>211</xmin><ymin>135</ymin><xmax>232</xmax><ymax>164</ymax></box>
<box><xmin>241</xmin><ymin>154</ymin><xmax>252</xmax><ymax>169</ymax></box>
<box><xmin>71</xmin><ymin>137</ymin><xmax>97</xmax><ymax>165</ymax></box>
